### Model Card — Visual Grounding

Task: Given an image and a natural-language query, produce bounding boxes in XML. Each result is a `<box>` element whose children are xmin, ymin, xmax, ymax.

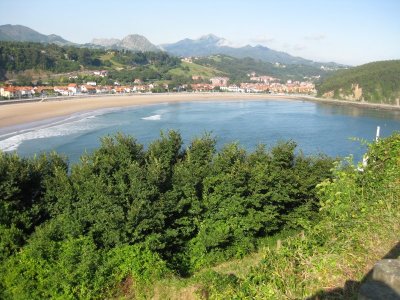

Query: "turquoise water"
<box><xmin>1</xmin><ymin>99</ymin><xmax>399</xmax><ymax>164</ymax></box>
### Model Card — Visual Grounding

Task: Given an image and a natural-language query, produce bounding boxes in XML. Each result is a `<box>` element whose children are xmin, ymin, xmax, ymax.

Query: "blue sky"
<box><xmin>1</xmin><ymin>0</ymin><xmax>399</xmax><ymax>65</ymax></box>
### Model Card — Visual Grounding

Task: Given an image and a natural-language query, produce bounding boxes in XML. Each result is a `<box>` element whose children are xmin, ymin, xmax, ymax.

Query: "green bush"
<box><xmin>0</xmin><ymin>131</ymin><xmax>336</xmax><ymax>298</ymax></box>
<box><xmin>205</xmin><ymin>132</ymin><xmax>400</xmax><ymax>298</ymax></box>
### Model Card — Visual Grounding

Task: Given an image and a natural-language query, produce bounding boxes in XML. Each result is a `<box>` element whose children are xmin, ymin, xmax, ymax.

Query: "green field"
<box><xmin>167</xmin><ymin>61</ymin><xmax>225</xmax><ymax>79</ymax></box>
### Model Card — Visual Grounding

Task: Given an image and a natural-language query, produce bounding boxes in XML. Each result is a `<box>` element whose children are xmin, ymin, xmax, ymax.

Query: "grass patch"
<box><xmin>168</xmin><ymin>62</ymin><xmax>225</xmax><ymax>78</ymax></box>
<box><xmin>99</xmin><ymin>52</ymin><xmax>125</xmax><ymax>69</ymax></box>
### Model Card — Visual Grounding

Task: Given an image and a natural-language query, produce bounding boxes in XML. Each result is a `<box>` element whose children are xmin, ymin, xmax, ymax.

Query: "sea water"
<box><xmin>0</xmin><ymin>99</ymin><xmax>399</xmax><ymax>164</ymax></box>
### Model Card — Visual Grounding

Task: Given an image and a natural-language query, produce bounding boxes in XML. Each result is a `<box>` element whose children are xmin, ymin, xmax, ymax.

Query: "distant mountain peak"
<box><xmin>193</xmin><ymin>34</ymin><xmax>235</xmax><ymax>48</ymax></box>
<box><xmin>91</xmin><ymin>37</ymin><xmax>120</xmax><ymax>47</ymax></box>
<box><xmin>91</xmin><ymin>34</ymin><xmax>159</xmax><ymax>52</ymax></box>
<box><xmin>161</xmin><ymin>34</ymin><xmax>344</xmax><ymax>67</ymax></box>
<box><xmin>199</xmin><ymin>34</ymin><xmax>221</xmax><ymax>41</ymax></box>
<box><xmin>162</xmin><ymin>33</ymin><xmax>312</xmax><ymax>65</ymax></box>
<box><xmin>0</xmin><ymin>24</ymin><xmax>72</xmax><ymax>45</ymax></box>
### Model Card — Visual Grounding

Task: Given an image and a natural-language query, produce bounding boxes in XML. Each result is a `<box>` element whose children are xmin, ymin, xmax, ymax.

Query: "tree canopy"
<box><xmin>317</xmin><ymin>60</ymin><xmax>400</xmax><ymax>104</ymax></box>
<box><xmin>0</xmin><ymin>131</ymin><xmax>335</xmax><ymax>298</ymax></box>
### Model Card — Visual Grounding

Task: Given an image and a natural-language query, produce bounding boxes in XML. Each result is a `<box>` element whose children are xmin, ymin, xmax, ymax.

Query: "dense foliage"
<box><xmin>107</xmin><ymin>50</ymin><xmax>181</xmax><ymax>83</ymax></box>
<box><xmin>0</xmin><ymin>132</ymin><xmax>334</xmax><ymax>299</ymax></box>
<box><xmin>184</xmin><ymin>132</ymin><xmax>400</xmax><ymax>299</ymax></box>
<box><xmin>317</xmin><ymin>60</ymin><xmax>400</xmax><ymax>104</ymax></box>
<box><xmin>195</xmin><ymin>55</ymin><xmax>326</xmax><ymax>83</ymax></box>
<box><xmin>0</xmin><ymin>41</ymin><xmax>105</xmax><ymax>74</ymax></box>
<box><xmin>0</xmin><ymin>41</ymin><xmax>181</xmax><ymax>84</ymax></box>
<box><xmin>1</xmin><ymin>41</ymin><xmax>330</xmax><ymax>86</ymax></box>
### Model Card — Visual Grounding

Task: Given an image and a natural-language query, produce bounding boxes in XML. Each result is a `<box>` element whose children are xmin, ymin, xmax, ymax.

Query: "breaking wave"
<box><xmin>141</xmin><ymin>114</ymin><xmax>161</xmax><ymax>121</ymax></box>
<box><xmin>0</xmin><ymin>112</ymin><xmax>109</xmax><ymax>152</ymax></box>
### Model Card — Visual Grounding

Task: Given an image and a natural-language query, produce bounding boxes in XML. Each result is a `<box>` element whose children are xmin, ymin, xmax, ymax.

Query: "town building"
<box><xmin>67</xmin><ymin>83</ymin><xmax>79</xmax><ymax>94</ymax></box>
<box><xmin>210</xmin><ymin>77</ymin><xmax>229</xmax><ymax>87</ymax></box>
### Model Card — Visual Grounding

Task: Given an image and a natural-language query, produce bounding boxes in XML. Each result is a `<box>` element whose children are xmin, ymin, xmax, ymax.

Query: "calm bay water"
<box><xmin>1</xmin><ymin>99</ymin><xmax>399</xmax><ymax>164</ymax></box>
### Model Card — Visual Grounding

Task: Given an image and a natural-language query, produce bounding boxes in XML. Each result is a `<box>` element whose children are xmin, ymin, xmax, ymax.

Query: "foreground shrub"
<box><xmin>0</xmin><ymin>131</ymin><xmax>336</xmax><ymax>298</ymax></box>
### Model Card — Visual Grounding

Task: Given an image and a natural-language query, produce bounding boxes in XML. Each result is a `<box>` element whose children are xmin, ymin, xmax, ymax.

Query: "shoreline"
<box><xmin>1</xmin><ymin>92</ymin><xmax>400</xmax><ymax>129</ymax></box>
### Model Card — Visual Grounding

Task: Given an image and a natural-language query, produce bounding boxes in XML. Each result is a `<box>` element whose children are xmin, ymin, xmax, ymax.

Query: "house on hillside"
<box><xmin>250</xmin><ymin>76</ymin><xmax>278</xmax><ymax>84</ymax></box>
<box><xmin>93</xmin><ymin>70</ymin><xmax>108</xmax><ymax>77</ymax></box>
<box><xmin>192</xmin><ymin>75</ymin><xmax>202</xmax><ymax>81</ymax></box>
<box><xmin>210</xmin><ymin>77</ymin><xmax>229</xmax><ymax>87</ymax></box>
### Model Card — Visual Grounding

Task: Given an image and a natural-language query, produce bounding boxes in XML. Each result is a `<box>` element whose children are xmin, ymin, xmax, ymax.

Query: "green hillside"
<box><xmin>0</xmin><ymin>41</ymin><xmax>331</xmax><ymax>86</ymax></box>
<box><xmin>195</xmin><ymin>54</ymin><xmax>328</xmax><ymax>83</ymax></box>
<box><xmin>167</xmin><ymin>61</ymin><xmax>224</xmax><ymax>79</ymax></box>
<box><xmin>317</xmin><ymin>60</ymin><xmax>400</xmax><ymax>105</ymax></box>
<box><xmin>0</xmin><ymin>41</ymin><xmax>181</xmax><ymax>85</ymax></box>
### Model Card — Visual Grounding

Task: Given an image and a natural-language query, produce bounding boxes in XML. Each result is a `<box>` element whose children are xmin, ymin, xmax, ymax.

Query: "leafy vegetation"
<box><xmin>1</xmin><ymin>41</ymin><xmax>331</xmax><ymax>86</ymax></box>
<box><xmin>155</xmin><ymin>132</ymin><xmax>400</xmax><ymax>299</ymax></box>
<box><xmin>1</xmin><ymin>131</ymin><xmax>399</xmax><ymax>299</ymax></box>
<box><xmin>195</xmin><ymin>55</ymin><xmax>327</xmax><ymax>83</ymax></box>
<box><xmin>317</xmin><ymin>60</ymin><xmax>400</xmax><ymax>104</ymax></box>
<box><xmin>0</xmin><ymin>131</ymin><xmax>335</xmax><ymax>299</ymax></box>
<box><xmin>0</xmin><ymin>41</ymin><xmax>181</xmax><ymax>84</ymax></box>
<box><xmin>0</xmin><ymin>41</ymin><xmax>105</xmax><ymax>74</ymax></box>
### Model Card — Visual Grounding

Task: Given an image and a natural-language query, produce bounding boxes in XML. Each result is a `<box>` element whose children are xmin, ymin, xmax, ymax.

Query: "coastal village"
<box><xmin>0</xmin><ymin>68</ymin><xmax>316</xmax><ymax>99</ymax></box>
<box><xmin>1</xmin><ymin>2</ymin><xmax>400</xmax><ymax>299</ymax></box>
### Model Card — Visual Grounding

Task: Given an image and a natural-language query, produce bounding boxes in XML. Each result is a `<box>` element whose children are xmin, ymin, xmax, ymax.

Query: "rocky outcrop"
<box><xmin>359</xmin><ymin>259</ymin><xmax>400</xmax><ymax>299</ymax></box>
<box><xmin>352</xmin><ymin>84</ymin><xmax>363</xmax><ymax>101</ymax></box>
<box><xmin>339</xmin><ymin>83</ymin><xmax>363</xmax><ymax>101</ymax></box>
<box><xmin>91</xmin><ymin>34</ymin><xmax>160</xmax><ymax>52</ymax></box>
<box><xmin>322</xmin><ymin>90</ymin><xmax>335</xmax><ymax>98</ymax></box>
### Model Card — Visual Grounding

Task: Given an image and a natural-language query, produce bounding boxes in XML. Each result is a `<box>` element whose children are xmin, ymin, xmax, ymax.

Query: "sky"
<box><xmin>1</xmin><ymin>0</ymin><xmax>399</xmax><ymax>65</ymax></box>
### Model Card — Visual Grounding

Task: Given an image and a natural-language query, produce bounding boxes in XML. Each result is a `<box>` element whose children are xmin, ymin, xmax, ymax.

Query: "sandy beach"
<box><xmin>1</xmin><ymin>93</ymin><xmax>399</xmax><ymax>129</ymax></box>
<box><xmin>0</xmin><ymin>93</ymin><xmax>291</xmax><ymax>128</ymax></box>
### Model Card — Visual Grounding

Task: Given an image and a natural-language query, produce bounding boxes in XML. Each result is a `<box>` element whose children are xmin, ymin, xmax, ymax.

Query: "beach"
<box><xmin>1</xmin><ymin>93</ymin><xmax>399</xmax><ymax>129</ymax></box>
<box><xmin>0</xmin><ymin>93</ymin><xmax>291</xmax><ymax>128</ymax></box>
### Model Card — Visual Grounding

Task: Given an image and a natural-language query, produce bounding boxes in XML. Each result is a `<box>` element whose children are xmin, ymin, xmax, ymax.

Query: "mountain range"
<box><xmin>0</xmin><ymin>24</ymin><xmax>344</xmax><ymax>67</ymax></box>
<box><xmin>161</xmin><ymin>34</ymin><xmax>318</xmax><ymax>66</ymax></box>
<box><xmin>0</xmin><ymin>24</ymin><xmax>72</xmax><ymax>45</ymax></box>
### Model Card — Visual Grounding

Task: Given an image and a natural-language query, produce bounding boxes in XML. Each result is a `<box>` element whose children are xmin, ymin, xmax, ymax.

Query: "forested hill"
<box><xmin>0</xmin><ymin>41</ymin><xmax>330</xmax><ymax>84</ymax></box>
<box><xmin>317</xmin><ymin>60</ymin><xmax>400</xmax><ymax>105</ymax></box>
<box><xmin>0</xmin><ymin>41</ymin><xmax>181</xmax><ymax>84</ymax></box>
<box><xmin>195</xmin><ymin>54</ymin><xmax>325</xmax><ymax>83</ymax></box>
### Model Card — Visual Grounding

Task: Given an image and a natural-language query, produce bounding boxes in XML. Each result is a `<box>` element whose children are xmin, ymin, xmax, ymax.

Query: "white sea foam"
<box><xmin>142</xmin><ymin>114</ymin><xmax>161</xmax><ymax>121</ymax></box>
<box><xmin>0</xmin><ymin>114</ymin><xmax>103</xmax><ymax>152</ymax></box>
<box><xmin>0</xmin><ymin>106</ymin><xmax>127</xmax><ymax>152</ymax></box>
